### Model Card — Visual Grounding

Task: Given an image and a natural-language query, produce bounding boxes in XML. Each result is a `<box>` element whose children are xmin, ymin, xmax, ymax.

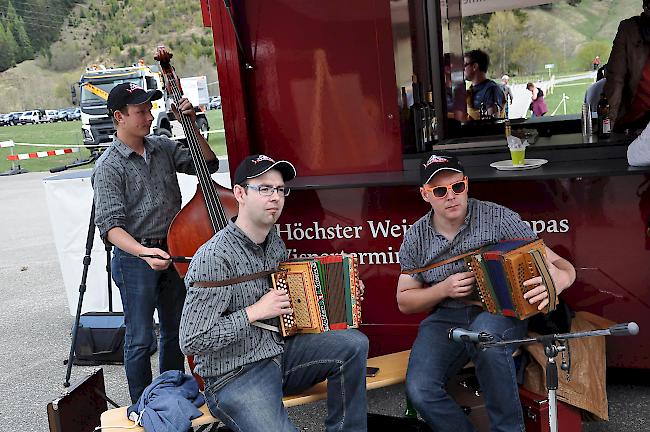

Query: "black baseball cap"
<box><xmin>107</xmin><ymin>82</ymin><xmax>162</xmax><ymax>114</ymax></box>
<box><xmin>420</xmin><ymin>152</ymin><xmax>465</xmax><ymax>185</ymax></box>
<box><xmin>234</xmin><ymin>154</ymin><xmax>297</xmax><ymax>185</ymax></box>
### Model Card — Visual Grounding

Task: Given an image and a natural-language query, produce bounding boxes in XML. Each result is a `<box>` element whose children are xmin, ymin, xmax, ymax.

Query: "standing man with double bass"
<box><xmin>92</xmin><ymin>82</ymin><xmax>218</xmax><ymax>403</ymax></box>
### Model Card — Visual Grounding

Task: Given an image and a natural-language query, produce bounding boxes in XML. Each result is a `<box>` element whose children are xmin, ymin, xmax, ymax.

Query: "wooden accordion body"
<box><xmin>270</xmin><ymin>254</ymin><xmax>362</xmax><ymax>337</ymax></box>
<box><xmin>464</xmin><ymin>239</ymin><xmax>558</xmax><ymax>320</ymax></box>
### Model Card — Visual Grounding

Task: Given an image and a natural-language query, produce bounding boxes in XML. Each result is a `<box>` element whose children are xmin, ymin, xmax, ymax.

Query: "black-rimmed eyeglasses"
<box><xmin>244</xmin><ymin>184</ymin><xmax>291</xmax><ymax>197</ymax></box>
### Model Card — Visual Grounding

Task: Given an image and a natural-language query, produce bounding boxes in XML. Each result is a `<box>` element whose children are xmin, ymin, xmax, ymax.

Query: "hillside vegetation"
<box><xmin>464</xmin><ymin>0</ymin><xmax>642</xmax><ymax>78</ymax></box>
<box><xmin>0</xmin><ymin>0</ymin><xmax>644</xmax><ymax>112</ymax></box>
<box><xmin>0</xmin><ymin>0</ymin><xmax>217</xmax><ymax>111</ymax></box>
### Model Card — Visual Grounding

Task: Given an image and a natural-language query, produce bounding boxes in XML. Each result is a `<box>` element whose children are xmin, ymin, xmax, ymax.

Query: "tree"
<box><xmin>486</xmin><ymin>11</ymin><xmax>521</xmax><ymax>77</ymax></box>
<box><xmin>0</xmin><ymin>23</ymin><xmax>17</xmax><ymax>71</ymax></box>
<box><xmin>511</xmin><ymin>39</ymin><xmax>553</xmax><ymax>75</ymax></box>
<box><xmin>575</xmin><ymin>41</ymin><xmax>611</xmax><ymax>71</ymax></box>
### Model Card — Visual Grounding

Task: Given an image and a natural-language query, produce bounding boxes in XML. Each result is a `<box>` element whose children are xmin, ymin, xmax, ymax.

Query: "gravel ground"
<box><xmin>0</xmin><ymin>172</ymin><xmax>647</xmax><ymax>431</ymax></box>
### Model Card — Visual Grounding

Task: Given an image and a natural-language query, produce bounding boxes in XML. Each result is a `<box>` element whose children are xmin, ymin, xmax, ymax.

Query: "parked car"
<box><xmin>0</xmin><ymin>114</ymin><xmax>9</xmax><ymax>126</ymax></box>
<box><xmin>45</xmin><ymin>110</ymin><xmax>60</xmax><ymax>122</ymax></box>
<box><xmin>19</xmin><ymin>110</ymin><xmax>47</xmax><ymax>124</ymax></box>
<box><xmin>6</xmin><ymin>112</ymin><xmax>24</xmax><ymax>126</ymax></box>
<box><xmin>52</xmin><ymin>109</ymin><xmax>67</xmax><ymax>122</ymax></box>
<box><xmin>208</xmin><ymin>96</ymin><xmax>221</xmax><ymax>110</ymax></box>
<box><xmin>66</xmin><ymin>107</ymin><xmax>81</xmax><ymax>121</ymax></box>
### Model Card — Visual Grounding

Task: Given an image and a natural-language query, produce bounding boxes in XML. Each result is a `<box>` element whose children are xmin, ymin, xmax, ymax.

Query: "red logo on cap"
<box><xmin>422</xmin><ymin>155</ymin><xmax>449</xmax><ymax>169</ymax></box>
<box><xmin>251</xmin><ymin>155</ymin><xmax>275</xmax><ymax>164</ymax></box>
<box><xmin>126</xmin><ymin>83</ymin><xmax>144</xmax><ymax>93</ymax></box>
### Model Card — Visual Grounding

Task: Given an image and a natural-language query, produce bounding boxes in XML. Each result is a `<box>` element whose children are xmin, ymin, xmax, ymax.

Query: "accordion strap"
<box><xmin>190</xmin><ymin>270</ymin><xmax>281</xmax><ymax>334</ymax></box>
<box><xmin>401</xmin><ymin>250</ymin><xmax>478</xmax><ymax>275</ymax></box>
<box><xmin>529</xmin><ymin>249</ymin><xmax>558</xmax><ymax>313</ymax></box>
<box><xmin>191</xmin><ymin>270</ymin><xmax>275</xmax><ymax>288</ymax></box>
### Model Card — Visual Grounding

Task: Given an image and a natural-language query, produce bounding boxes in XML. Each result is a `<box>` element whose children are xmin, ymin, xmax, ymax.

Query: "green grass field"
<box><xmin>0</xmin><ymin>110</ymin><xmax>226</xmax><ymax>174</ymax></box>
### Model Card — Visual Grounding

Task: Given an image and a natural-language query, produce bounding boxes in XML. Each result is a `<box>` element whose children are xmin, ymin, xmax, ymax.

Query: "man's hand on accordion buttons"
<box><xmin>444</xmin><ymin>271</ymin><xmax>476</xmax><ymax>298</ymax></box>
<box><xmin>245</xmin><ymin>289</ymin><xmax>293</xmax><ymax>322</ymax></box>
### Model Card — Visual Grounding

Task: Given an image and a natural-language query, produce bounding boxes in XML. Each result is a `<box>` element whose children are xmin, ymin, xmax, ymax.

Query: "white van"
<box><xmin>19</xmin><ymin>110</ymin><xmax>47</xmax><ymax>124</ymax></box>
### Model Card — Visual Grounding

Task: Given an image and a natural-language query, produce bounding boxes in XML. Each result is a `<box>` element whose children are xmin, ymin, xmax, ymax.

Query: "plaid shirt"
<box><xmin>92</xmin><ymin>135</ymin><xmax>218</xmax><ymax>239</ymax></box>
<box><xmin>399</xmin><ymin>198</ymin><xmax>536</xmax><ymax>306</ymax></box>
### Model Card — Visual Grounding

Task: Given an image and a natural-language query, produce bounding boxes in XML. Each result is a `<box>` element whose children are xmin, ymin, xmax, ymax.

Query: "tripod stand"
<box><xmin>50</xmin><ymin>153</ymin><xmax>121</xmax><ymax>388</ymax></box>
<box><xmin>478</xmin><ymin>322</ymin><xmax>639</xmax><ymax>432</ymax></box>
<box><xmin>64</xmin><ymin>199</ymin><xmax>117</xmax><ymax>387</ymax></box>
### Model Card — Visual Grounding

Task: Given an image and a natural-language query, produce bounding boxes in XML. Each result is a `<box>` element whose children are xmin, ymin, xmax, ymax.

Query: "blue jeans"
<box><xmin>203</xmin><ymin>329</ymin><xmax>369</xmax><ymax>432</ymax></box>
<box><xmin>406</xmin><ymin>304</ymin><xmax>527</xmax><ymax>432</ymax></box>
<box><xmin>112</xmin><ymin>247</ymin><xmax>186</xmax><ymax>403</ymax></box>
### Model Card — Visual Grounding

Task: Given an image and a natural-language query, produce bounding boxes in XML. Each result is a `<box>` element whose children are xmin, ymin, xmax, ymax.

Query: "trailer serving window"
<box><xmin>390</xmin><ymin>0</ymin><xmax>643</xmax><ymax>152</ymax></box>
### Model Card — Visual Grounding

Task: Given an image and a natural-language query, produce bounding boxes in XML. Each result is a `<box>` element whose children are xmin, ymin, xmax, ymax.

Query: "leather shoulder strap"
<box><xmin>401</xmin><ymin>250</ymin><xmax>477</xmax><ymax>275</ymax></box>
<box><xmin>191</xmin><ymin>270</ymin><xmax>275</xmax><ymax>288</ymax></box>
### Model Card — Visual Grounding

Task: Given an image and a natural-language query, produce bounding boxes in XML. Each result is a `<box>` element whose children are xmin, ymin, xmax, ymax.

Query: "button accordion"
<box><xmin>270</xmin><ymin>254</ymin><xmax>362</xmax><ymax>337</ymax></box>
<box><xmin>464</xmin><ymin>239</ymin><xmax>558</xmax><ymax>320</ymax></box>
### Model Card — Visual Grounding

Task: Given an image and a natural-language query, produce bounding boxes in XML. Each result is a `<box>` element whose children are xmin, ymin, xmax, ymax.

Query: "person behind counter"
<box><xmin>179</xmin><ymin>154</ymin><xmax>369</xmax><ymax>432</ymax></box>
<box><xmin>585</xmin><ymin>65</ymin><xmax>607</xmax><ymax>117</ymax></box>
<box><xmin>396</xmin><ymin>152</ymin><xmax>576</xmax><ymax>432</ymax></box>
<box><xmin>628</xmin><ymin>121</ymin><xmax>650</xmax><ymax>165</ymax></box>
<box><xmin>91</xmin><ymin>83</ymin><xmax>219</xmax><ymax>404</ymax></box>
<box><xmin>605</xmin><ymin>0</ymin><xmax>650</xmax><ymax>130</ymax></box>
<box><xmin>464</xmin><ymin>49</ymin><xmax>505</xmax><ymax>120</ymax></box>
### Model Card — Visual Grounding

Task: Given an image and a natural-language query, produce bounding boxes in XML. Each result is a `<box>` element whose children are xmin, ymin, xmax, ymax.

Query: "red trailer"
<box><xmin>199</xmin><ymin>0</ymin><xmax>650</xmax><ymax>368</ymax></box>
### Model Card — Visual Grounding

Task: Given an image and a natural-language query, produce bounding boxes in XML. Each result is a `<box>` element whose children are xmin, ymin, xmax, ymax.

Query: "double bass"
<box><xmin>154</xmin><ymin>46</ymin><xmax>237</xmax><ymax>276</ymax></box>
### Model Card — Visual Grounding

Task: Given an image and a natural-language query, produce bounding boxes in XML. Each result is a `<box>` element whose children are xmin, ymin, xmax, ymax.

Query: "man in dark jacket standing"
<box><xmin>605</xmin><ymin>1</ymin><xmax>650</xmax><ymax>129</ymax></box>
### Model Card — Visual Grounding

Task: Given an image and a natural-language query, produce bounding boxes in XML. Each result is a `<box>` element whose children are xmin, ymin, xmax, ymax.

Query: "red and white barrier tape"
<box><xmin>7</xmin><ymin>147</ymin><xmax>79</xmax><ymax>161</ymax></box>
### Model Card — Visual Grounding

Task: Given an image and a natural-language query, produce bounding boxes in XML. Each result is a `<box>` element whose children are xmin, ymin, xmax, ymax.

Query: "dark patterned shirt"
<box><xmin>399</xmin><ymin>198</ymin><xmax>536</xmax><ymax>306</ymax></box>
<box><xmin>91</xmin><ymin>135</ymin><xmax>219</xmax><ymax>239</ymax></box>
<box><xmin>180</xmin><ymin>220</ymin><xmax>287</xmax><ymax>378</ymax></box>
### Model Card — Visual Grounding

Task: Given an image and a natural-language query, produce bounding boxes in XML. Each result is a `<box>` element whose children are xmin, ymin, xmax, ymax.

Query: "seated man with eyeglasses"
<box><xmin>396</xmin><ymin>152</ymin><xmax>575</xmax><ymax>432</ymax></box>
<box><xmin>179</xmin><ymin>154</ymin><xmax>369</xmax><ymax>432</ymax></box>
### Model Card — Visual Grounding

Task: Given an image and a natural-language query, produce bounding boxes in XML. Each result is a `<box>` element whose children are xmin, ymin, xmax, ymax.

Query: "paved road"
<box><xmin>0</xmin><ymin>172</ymin><xmax>647</xmax><ymax>431</ymax></box>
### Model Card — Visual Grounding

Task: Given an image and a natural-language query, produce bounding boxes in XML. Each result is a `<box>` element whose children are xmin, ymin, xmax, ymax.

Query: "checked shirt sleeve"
<box><xmin>180</xmin><ymin>245</ymin><xmax>251</xmax><ymax>356</ymax></box>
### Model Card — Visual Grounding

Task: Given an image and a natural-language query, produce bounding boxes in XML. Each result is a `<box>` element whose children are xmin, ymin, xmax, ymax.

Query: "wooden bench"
<box><xmin>100</xmin><ymin>350</ymin><xmax>411</xmax><ymax>430</ymax></box>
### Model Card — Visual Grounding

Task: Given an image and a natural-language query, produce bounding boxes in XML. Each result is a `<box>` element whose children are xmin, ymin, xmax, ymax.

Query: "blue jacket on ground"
<box><xmin>127</xmin><ymin>370</ymin><xmax>205</xmax><ymax>432</ymax></box>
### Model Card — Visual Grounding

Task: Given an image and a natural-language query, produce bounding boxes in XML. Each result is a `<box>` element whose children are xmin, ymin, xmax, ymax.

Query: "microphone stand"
<box><xmin>477</xmin><ymin>323</ymin><xmax>639</xmax><ymax>432</ymax></box>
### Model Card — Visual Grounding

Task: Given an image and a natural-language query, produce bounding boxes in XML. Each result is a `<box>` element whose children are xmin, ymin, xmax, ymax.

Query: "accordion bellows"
<box><xmin>271</xmin><ymin>254</ymin><xmax>362</xmax><ymax>337</ymax></box>
<box><xmin>464</xmin><ymin>239</ymin><xmax>558</xmax><ymax>320</ymax></box>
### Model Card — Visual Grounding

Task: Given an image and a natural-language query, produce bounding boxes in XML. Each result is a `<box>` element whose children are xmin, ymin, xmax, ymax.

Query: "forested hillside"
<box><xmin>0</xmin><ymin>0</ymin><xmax>216</xmax><ymax>111</ymax></box>
<box><xmin>0</xmin><ymin>0</ymin><xmax>79</xmax><ymax>71</ymax></box>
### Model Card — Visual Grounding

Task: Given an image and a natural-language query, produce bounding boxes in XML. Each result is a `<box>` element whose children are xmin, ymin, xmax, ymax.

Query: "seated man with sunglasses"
<box><xmin>396</xmin><ymin>152</ymin><xmax>575</xmax><ymax>432</ymax></box>
<box><xmin>180</xmin><ymin>154</ymin><xmax>369</xmax><ymax>432</ymax></box>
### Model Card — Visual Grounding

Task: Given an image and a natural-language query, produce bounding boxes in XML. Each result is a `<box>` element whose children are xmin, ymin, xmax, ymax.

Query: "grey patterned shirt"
<box><xmin>399</xmin><ymin>198</ymin><xmax>536</xmax><ymax>306</ymax></box>
<box><xmin>91</xmin><ymin>135</ymin><xmax>219</xmax><ymax>239</ymax></box>
<box><xmin>180</xmin><ymin>220</ymin><xmax>287</xmax><ymax>379</ymax></box>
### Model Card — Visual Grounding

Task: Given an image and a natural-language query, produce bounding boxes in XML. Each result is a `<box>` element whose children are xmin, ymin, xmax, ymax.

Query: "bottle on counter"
<box><xmin>411</xmin><ymin>75</ymin><xmax>427</xmax><ymax>152</ymax></box>
<box><xmin>400</xmin><ymin>86</ymin><xmax>414</xmax><ymax>153</ymax></box>
<box><xmin>425</xmin><ymin>90</ymin><xmax>438</xmax><ymax>146</ymax></box>
<box><xmin>597</xmin><ymin>93</ymin><xmax>611</xmax><ymax>139</ymax></box>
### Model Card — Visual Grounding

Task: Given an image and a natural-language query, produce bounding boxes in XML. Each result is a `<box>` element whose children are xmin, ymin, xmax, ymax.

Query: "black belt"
<box><xmin>135</xmin><ymin>238</ymin><xmax>167</xmax><ymax>248</ymax></box>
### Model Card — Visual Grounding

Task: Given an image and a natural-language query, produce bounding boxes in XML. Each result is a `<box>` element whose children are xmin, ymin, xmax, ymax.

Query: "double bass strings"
<box><xmin>166</xmin><ymin>71</ymin><xmax>229</xmax><ymax>231</ymax></box>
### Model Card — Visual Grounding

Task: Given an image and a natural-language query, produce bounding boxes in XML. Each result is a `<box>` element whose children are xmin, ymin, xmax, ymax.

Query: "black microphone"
<box><xmin>607</xmin><ymin>322</ymin><xmax>639</xmax><ymax>336</ymax></box>
<box><xmin>448</xmin><ymin>327</ymin><xmax>494</xmax><ymax>343</ymax></box>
